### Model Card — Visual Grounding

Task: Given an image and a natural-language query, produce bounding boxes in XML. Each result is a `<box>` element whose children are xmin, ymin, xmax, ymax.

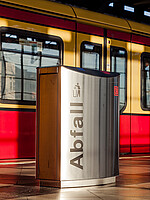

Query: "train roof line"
<box><xmin>0</xmin><ymin>0</ymin><xmax>149</xmax><ymax>36</ymax></box>
<box><xmin>71</xmin><ymin>5</ymin><xmax>150</xmax><ymax>36</ymax></box>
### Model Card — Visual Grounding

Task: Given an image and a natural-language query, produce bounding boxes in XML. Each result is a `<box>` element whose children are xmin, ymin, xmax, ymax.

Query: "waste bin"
<box><xmin>36</xmin><ymin>65</ymin><xmax>120</xmax><ymax>188</ymax></box>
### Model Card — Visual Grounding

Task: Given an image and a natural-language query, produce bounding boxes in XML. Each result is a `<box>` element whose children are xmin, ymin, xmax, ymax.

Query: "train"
<box><xmin>0</xmin><ymin>0</ymin><xmax>149</xmax><ymax>159</ymax></box>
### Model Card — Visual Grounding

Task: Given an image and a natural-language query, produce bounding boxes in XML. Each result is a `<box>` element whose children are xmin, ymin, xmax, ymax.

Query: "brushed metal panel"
<box><xmin>61</xmin><ymin>67</ymin><xmax>101</xmax><ymax>180</ymax></box>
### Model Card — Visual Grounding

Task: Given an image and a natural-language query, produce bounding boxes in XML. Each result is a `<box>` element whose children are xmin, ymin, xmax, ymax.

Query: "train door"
<box><xmin>107</xmin><ymin>29</ymin><xmax>131</xmax><ymax>154</ymax></box>
<box><xmin>131</xmin><ymin>36</ymin><xmax>150</xmax><ymax>153</ymax></box>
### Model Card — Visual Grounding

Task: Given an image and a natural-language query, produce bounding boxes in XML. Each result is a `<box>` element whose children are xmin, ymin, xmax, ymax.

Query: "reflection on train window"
<box><xmin>0</xmin><ymin>32</ymin><xmax>61</xmax><ymax>102</ymax></box>
<box><xmin>81</xmin><ymin>42</ymin><xmax>102</xmax><ymax>70</ymax></box>
<box><xmin>0</xmin><ymin>51</ymin><xmax>21</xmax><ymax>100</ymax></box>
<box><xmin>110</xmin><ymin>46</ymin><xmax>127</xmax><ymax>111</ymax></box>
<box><xmin>141</xmin><ymin>53</ymin><xmax>150</xmax><ymax>110</ymax></box>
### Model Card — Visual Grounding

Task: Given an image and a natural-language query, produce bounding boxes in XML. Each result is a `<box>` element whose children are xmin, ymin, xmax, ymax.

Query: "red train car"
<box><xmin>0</xmin><ymin>0</ymin><xmax>149</xmax><ymax>159</ymax></box>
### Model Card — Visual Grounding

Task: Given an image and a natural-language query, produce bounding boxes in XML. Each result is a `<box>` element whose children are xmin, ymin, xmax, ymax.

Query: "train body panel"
<box><xmin>73</xmin><ymin>7</ymin><xmax>131</xmax><ymax>32</ymax></box>
<box><xmin>0</xmin><ymin>0</ymin><xmax>75</xmax><ymax>18</ymax></box>
<box><xmin>0</xmin><ymin>110</ymin><xmax>35</xmax><ymax>159</ymax></box>
<box><xmin>0</xmin><ymin>0</ymin><xmax>149</xmax><ymax>159</ymax></box>
<box><xmin>128</xmin><ymin>20</ymin><xmax>150</xmax><ymax>36</ymax></box>
<box><xmin>120</xmin><ymin>114</ymin><xmax>131</xmax><ymax>153</ymax></box>
<box><xmin>131</xmin><ymin>114</ymin><xmax>150</xmax><ymax>153</ymax></box>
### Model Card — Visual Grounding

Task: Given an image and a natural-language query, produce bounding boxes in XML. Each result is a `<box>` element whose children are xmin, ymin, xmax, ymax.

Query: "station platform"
<box><xmin>0</xmin><ymin>155</ymin><xmax>149</xmax><ymax>200</ymax></box>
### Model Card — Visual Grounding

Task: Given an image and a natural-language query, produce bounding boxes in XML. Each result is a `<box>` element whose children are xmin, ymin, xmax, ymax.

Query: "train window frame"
<box><xmin>80</xmin><ymin>41</ymin><xmax>102</xmax><ymax>70</ymax></box>
<box><xmin>110</xmin><ymin>46</ymin><xmax>127</xmax><ymax>113</ymax></box>
<box><xmin>141</xmin><ymin>52</ymin><xmax>150</xmax><ymax>111</ymax></box>
<box><xmin>0</xmin><ymin>27</ymin><xmax>63</xmax><ymax>105</ymax></box>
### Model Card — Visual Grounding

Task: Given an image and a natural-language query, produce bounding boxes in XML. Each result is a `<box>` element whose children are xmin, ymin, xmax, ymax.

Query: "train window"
<box><xmin>81</xmin><ymin>42</ymin><xmax>102</xmax><ymax>70</ymax></box>
<box><xmin>110</xmin><ymin>46</ymin><xmax>127</xmax><ymax>111</ymax></box>
<box><xmin>0</xmin><ymin>32</ymin><xmax>61</xmax><ymax>102</ymax></box>
<box><xmin>41</xmin><ymin>57</ymin><xmax>60</xmax><ymax>67</ymax></box>
<box><xmin>141</xmin><ymin>53</ymin><xmax>150</xmax><ymax>110</ymax></box>
<box><xmin>42</xmin><ymin>41</ymin><xmax>60</xmax><ymax>57</ymax></box>
<box><xmin>23</xmin><ymin>54</ymin><xmax>39</xmax><ymax>101</ymax></box>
